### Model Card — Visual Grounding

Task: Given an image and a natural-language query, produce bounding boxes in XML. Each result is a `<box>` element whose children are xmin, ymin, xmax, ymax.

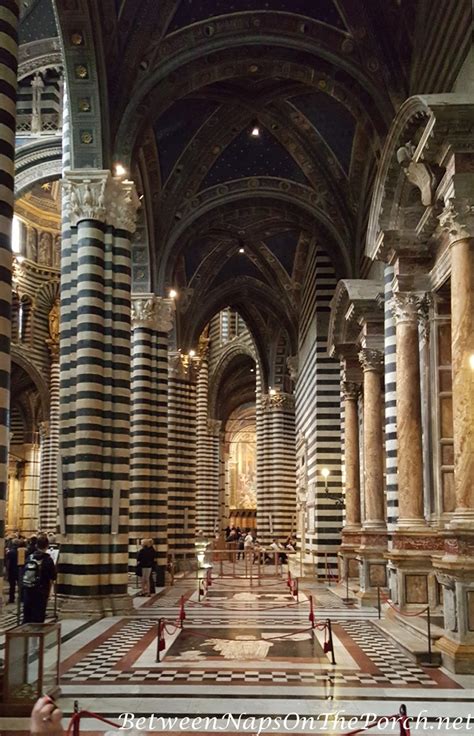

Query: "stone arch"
<box><xmin>209</xmin><ymin>340</ymin><xmax>259</xmax><ymax>420</ymax></box>
<box><xmin>11</xmin><ymin>346</ymin><xmax>50</xmax><ymax>419</ymax></box>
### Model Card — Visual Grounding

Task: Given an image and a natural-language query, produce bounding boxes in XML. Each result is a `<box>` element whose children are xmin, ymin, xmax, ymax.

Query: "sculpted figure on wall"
<box><xmin>38</xmin><ymin>231</ymin><xmax>52</xmax><ymax>265</ymax></box>
<box><xmin>53</xmin><ymin>235</ymin><xmax>61</xmax><ymax>268</ymax></box>
<box><xmin>48</xmin><ymin>298</ymin><xmax>60</xmax><ymax>344</ymax></box>
<box><xmin>26</xmin><ymin>227</ymin><xmax>37</xmax><ymax>261</ymax></box>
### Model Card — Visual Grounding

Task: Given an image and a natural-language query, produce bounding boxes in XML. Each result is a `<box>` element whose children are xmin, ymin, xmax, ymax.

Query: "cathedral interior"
<box><xmin>0</xmin><ymin>0</ymin><xmax>473</xmax><ymax>732</ymax></box>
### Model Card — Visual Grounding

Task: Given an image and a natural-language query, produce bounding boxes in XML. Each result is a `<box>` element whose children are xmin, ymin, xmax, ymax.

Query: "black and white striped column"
<box><xmin>0</xmin><ymin>0</ymin><xmax>18</xmax><ymax>577</ymax></box>
<box><xmin>58</xmin><ymin>170</ymin><xmax>139</xmax><ymax>615</ymax></box>
<box><xmin>39</xmin><ymin>336</ymin><xmax>60</xmax><ymax>531</ymax></box>
<box><xmin>196</xmin><ymin>357</ymin><xmax>221</xmax><ymax>535</ymax></box>
<box><xmin>168</xmin><ymin>354</ymin><xmax>197</xmax><ymax>561</ymax></box>
<box><xmin>129</xmin><ymin>295</ymin><xmax>173</xmax><ymax>569</ymax></box>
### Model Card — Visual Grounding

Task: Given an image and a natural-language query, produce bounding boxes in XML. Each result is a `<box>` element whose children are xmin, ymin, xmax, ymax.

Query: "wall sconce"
<box><xmin>321</xmin><ymin>467</ymin><xmax>344</xmax><ymax>508</ymax></box>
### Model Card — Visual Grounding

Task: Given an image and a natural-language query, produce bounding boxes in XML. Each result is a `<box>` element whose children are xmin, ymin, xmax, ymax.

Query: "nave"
<box><xmin>2</xmin><ymin>565</ymin><xmax>474</xmax><ymax>735</ymax></box>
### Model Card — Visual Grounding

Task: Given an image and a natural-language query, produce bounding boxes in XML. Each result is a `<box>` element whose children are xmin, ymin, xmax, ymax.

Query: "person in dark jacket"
<box><xmin>5</xmin><ymin>538</ymin><xmax>20</xmax><ymax>603</ymax></box>
<box><xmin>22</xmin><ymin>535</ymin><xmax>56</xmax><ymax>624</ymax></box>
<box><xmin>137</xmin><ymin>538</ymin><xmax>156</xmax><ymax>596</ymax></box>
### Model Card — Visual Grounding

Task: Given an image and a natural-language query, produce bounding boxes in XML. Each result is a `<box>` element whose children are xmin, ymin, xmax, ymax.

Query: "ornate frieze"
<box><xmin>358</xmin><ymin>347</ymin><xmax>383</xmax><ymax>373</ymax></box>
<box><xmin>64</xmin><ymin>170</ymin><xmax>140</xmax><ymax>233</ymax></box>
<box><xmin>131</xmin><ymin>295</ymin><xmax>174</xmax><ymax>333</ymax></box>
<box><xmin>287</xmin><ymin>355</ymin><xmax>299</xmax><ymax>382</ymax></box>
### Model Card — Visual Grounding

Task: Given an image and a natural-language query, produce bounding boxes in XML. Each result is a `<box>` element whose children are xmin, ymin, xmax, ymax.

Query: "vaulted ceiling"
<box><xmin>49</xmin><ymin>0</ymin><xmax>471</xmax><ymax>376</ymax></box>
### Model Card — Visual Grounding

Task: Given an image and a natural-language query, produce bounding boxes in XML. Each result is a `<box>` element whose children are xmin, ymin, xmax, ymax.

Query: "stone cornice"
<box><xmin>131</xmin><ymin>295</ymin><xmax>175</xmax><ymax>333</ymax></box>
<box><xmin>64</xmin><ymin>170</ymin><xmax>140</xmax><ymax>233</ymax></box>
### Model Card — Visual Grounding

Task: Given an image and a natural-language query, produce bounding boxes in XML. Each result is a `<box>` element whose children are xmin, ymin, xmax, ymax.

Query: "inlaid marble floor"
<box><xmin>1</xmin><ymin>570</ymin><xmax>474</xmax><ymax>734</ymax></box>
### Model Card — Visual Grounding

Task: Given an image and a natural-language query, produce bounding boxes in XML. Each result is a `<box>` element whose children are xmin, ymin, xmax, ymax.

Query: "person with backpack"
<box><xmin>22</xmin><ymin>535</ymin><xmax>56</xmax><ymax>624</ymax></box>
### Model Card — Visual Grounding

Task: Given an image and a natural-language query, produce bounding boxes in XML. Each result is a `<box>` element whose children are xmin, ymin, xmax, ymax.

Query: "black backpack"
<box><xmin>22</xmin><ymin>556</ymin><xmax>43</xmax><ymax>588</ymax></box>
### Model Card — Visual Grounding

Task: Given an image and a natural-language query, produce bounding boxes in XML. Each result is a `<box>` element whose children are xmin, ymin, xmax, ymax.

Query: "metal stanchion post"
<box><xmin>427</xmin><ymin>606</ymin><xmax>432</xmax><ymax>664</ymax></box>
<box><xmin>233</xmin><ymin>549</ymin><xmax>236</xmax><ymax>578</ymax></box>
<box><xmin>257</xmin><ymin>550</ymin><xmax>261</xmax><ymax>585</ymax></box>
<box><xmin>377</xmin><ymin>586</ymin><xmax>381</xmax><ymax>619</ymax></box>
<box><xmin>325</xmin><ymin>553</ymin><xmax>329</xmax><ymax>585</ymax></box>
<box><xmin>73</xmin><ymin>701</ymin><xmax>80</xmax><ymax>736</ymax></box>
<box><xmin>327</xmin><ymin>618</ymin><xmax>336</xmax><ymax>666</ymax></box>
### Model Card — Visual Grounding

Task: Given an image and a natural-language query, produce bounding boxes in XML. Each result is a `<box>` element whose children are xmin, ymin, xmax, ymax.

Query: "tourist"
<box><xmin>136</xmin><ymin>538</ymin><xmax>155</xmax><ymax>596</ymax></box>
<box><xmin>5</xmin><ymin>538</ymin><xmax>20</xmax><ymax>604</ymax></box>
<box><xmin>270</xmin><ymin>538</ymin><xmax>287</xmax><ymax>564</ymax></box>
<box><xmin>22</xmin><ymin>534</ymin><xmax>56</xmax><ymax>624</ymax></box>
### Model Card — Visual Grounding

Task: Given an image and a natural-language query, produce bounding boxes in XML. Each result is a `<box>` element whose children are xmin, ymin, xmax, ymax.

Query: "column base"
<box><xmin>436</xmin><ymin>637</ymin><xmax>474</xmax><ymax>674</ymax></box>
<box><xmin>357</xmin><ymin>529</ymin><xmax>388</xmax><ymax>604</ymax></box>
<box><xmin>339</xmin><ymin>530</ymin><xmax>362</xmax><ymax>581</ymax></box>
<box><xmin>386</xmin><ymin>531</ymin><xmax>444</xmax><ymax>610</ymax></box>
<box><xmin>57</xmin><ymin>593</ymin><xmax>134</xmax><ymax>618</ymax></box>
<box><xmin>448</xmin><ymin>509</ymin><xmax>474</xmax><ymax>532</ymax></box>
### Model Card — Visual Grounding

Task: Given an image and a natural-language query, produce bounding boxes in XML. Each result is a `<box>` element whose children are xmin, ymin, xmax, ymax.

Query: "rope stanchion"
<box><xmin>66</xmin><ymin>703</ymin><xmax>125</xmax><ymax>736</ymax></box>
<box><xmin>309</xmin><ymin>594</ymin><xmax>315</xmax><ymax>628</ymax></box>
<box><xmin>287</xmin><ymin>569</ymin><xmax>292</xmax><ymax>589</ymax></box>
<box><xmin>179</xmin><ymin>595</ymin><xmax>186</xmax><ymax>628</ymax></box>
<box><xmin>156</xmin><ymin>618</ymin><xmax>166</xmax><ymax>662</ymax></box>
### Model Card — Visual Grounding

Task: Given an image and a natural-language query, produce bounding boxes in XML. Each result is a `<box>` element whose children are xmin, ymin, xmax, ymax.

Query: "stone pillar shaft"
<box><xmin>359</xmin><ymin>349</ymin><xmax>385</xmax><ymax>528</ymax></box>
<box><xmin>0</xmin><ymin>0</ymin><xmax>19</xmax><ymax>588</ymax></box>
<box><xmin>39</xmin><ymin>342</ymin><xmax>60</xmax><ymax>531</ymax></box>
<box><xmin>342</xmin><ymin>383</ymin><xmax>361</xmax><ymax>529</ymax></box>
<box><xmin>392</xmin><ymin>293</ymin><xmax>425</xmax><ymax>525</ymax></box>
<box><xmin>129</xmin><ymin>296</ymin><xmax>173</xmax><ymax>568</ymax></box>
<box><xmin>451</xmin><ymin>238</ymin><xmax>474</xmax><ymax>519</ymax></box>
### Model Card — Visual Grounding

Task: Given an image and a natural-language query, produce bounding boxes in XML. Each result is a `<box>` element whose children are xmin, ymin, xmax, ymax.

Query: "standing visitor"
<box><xmin>22</xmin><ymin>535</ymin><xmax>56</xmax><ymax>623</ymax></box>
<box><xmin>137</xmin><ymin>538</ymin><xmax>155</xmax><ymax>596</ymax></box>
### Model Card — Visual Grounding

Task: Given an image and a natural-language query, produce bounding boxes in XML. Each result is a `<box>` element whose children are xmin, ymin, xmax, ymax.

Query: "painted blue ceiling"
<box><xmin>19</xmin><ymin>0</ymin><xmax>57</xmax><ymax>44</ymax></box>
<box><xmin>154</xmin><ymin>99</ymin><xmax>219</xmax><ymax>184</ymax></box>
<box><xmin>264</xmin><ymin>231</ymin><xmax>298</xmax><ymax>276</ymax></box>
<box><xmin>211</xmin><ymin>253</ymin><xmax>266</xmax><ymax>287</ymax></box>
<box><xmin>291</xmin><ymin>92</ymin><xmax>356</xmax><ymax>174</ymax></box>
<box><xmin>168</xmin><ymin>0</ymin><xmax>346</xmax><ymax>33</ymax></box>
<box><xmin>202</xmin><ymin>126</ymin><xmax>310</xmax><ymax>189</ymax></box>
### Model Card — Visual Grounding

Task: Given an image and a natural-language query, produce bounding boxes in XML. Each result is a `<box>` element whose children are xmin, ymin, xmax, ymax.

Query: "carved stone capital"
<box><xmin>261</xmin><ymin>391</ymin><xmax>295</xmax><ymax>411</ymax></box>
<box><xmin>207</xmin><ymin>419</ymin><xmax>221</xmax><ymax>436</ymax></box>
<box><xmin>358</xmin><ymin>348</ymin><xmax>383</xmax><ymax>373</ymax></box>
<box><xmin>131</xmin><ymin>295</ymin><xmax>174</xmax><ymax>333</ymax></box>
<box><xmin>342</xmin><ymin>381</ymin><xmax>361</xmax><ymax>401</ymax></box>
<box><xmin>287</xmin><ymin>355</ymin><xmax>299</xmax><ymax>381</ymax></box>
<box><xmin>64</xmin><ymin>170</ymin><xmax>140</xmax><ymax>233</ymax></box>
<box><xmin>390</xmin><ymin>292</ymin><xmax>425</xmax><ymax>324</ymax></box>
<box><xmin>438</xmin><ymin>198</ymin><xmax>474</xmax><ymax>244</ymax></box>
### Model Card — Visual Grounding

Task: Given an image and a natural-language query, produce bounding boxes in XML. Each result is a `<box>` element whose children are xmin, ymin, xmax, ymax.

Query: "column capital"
<box><xmin>438</xmin><ymin>198</ymin><xmax>474</xmax><ymax>245</ymax></box>
<box><xmin>207</xmin><ymin>419</ymin><xmax>222</xmax><ymax>436</ymax></box>
<box><xmin>390</xmin><ymin>292</ymin><xmax>428</xmax><ymax>325</ymax></box>
<box><xmin>131</xmin><ymin>295</ymin><xmax>175</xmax><ymax>332</ymax></box>
<box><xmin>261</xmin><ymin>391</ymin><xmax>295</xmax><ymax>411</ymax></box>
<box><xmin>358</xmin><ymin>348</ymin><xmax>383</xmax><ymax>373</ymax></box>
<box><xmin>342</xmin><ymin>381</ymin><xmax>361</xmax><ymax>401</ymax></box>
<box><xmin>64</xmin><ymin>170</ymin><xmax>140</xmax><ymax>233</ymax></box>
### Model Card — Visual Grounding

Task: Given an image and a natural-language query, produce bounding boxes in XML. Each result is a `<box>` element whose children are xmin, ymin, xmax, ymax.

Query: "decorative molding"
<box><xmin>131</xmin><ymin>295</ymin><xmax>174</xmax><ymax>332</ymax></box>
<box><xmin>287</xmin><ymin>354</ymin><xmax>299</xmax><ymax>382</ymax></box>
<box><xmin>207</xmin><ymin>419</ymin><xmax>221</xmax><ymax>436</ymax></box>
<box><xmin>396</xmin><ymin>141</ymin><xmax>442</xmax><ymax>206</ymax></box>
<box><xmin>64</xmin><ymin>170</ymin><xmax>140</xmax><ymax>232</ymax></box>
<box><xmin>390</xmin><ymin>292</ymin><xmax>425</xmax><ymax>324</ymax></box>
<box><xmin>358</xmin><ymin>347</ymin><xmax>383</xmax><ymax>373</ymax></box>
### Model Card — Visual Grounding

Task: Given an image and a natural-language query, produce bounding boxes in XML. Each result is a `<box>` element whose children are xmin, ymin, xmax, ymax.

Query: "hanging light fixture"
<box><xmin>250</xmin><ymin>120</ymin><xmax>261</xmax><ymax>138</ymax></box>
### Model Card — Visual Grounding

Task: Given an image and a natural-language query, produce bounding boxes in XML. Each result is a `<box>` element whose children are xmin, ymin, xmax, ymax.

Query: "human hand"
<box><xmin>30</xmin><ymin>695</ymin><xmax>64</xmax><ymax>736</ymax></box>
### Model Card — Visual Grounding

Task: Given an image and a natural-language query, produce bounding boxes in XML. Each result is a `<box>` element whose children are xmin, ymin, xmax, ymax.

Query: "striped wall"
<box><xmin>0</xmin><ymin>0</ymin><xmax>19</xmax><ymax>575</ymax></box>
<box><xmin>196</xmin><ymin>357</ymin><xmax>221</xmax><ymax>535</ymax></box>
<box><xmin>295</xmin><ymin>245</ymin><xmax>343</xmax><ymax>578</ymax></box>
<box><xmin>167</xmin><ymin>365</ymin><xmax>197</xmax><ymax>560</ymax></box>
<box><xmin>129</xmin><ymin>297</ymin><xmax>171</xmax><ymax>570</ymax></box>
<box><xmin>38</xmin><ymin>349</ymin><xmax>59</xmax><ymax>531</ymax></box>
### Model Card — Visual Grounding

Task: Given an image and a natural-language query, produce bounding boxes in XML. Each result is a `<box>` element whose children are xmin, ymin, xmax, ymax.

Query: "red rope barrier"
<box><xmin>174</xmin><ymin>624</ymin><xmax>316</xmax><ymax>642</ymax></box>
<box><xmin>66</xmin><ymin>710</ymin><xmax>121</xmax><ymax>736</ymax></box>
<box><xmin>344</xmin><ymin>709</ymin><xmax>410</xmax><ymax>736</ymax></box>
<box><xmin>185</xmin><ymin>597</ymin><xmax>307</xmax><ymax>611</ymax></box>
<box><xmin>380</xmin><ymin>591</ymin><xmax>428</xmax><ymax>617</ymax></box>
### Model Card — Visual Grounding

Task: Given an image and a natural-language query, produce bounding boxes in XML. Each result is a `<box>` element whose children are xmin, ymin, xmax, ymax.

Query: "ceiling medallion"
<box><xmin>78</xmin><ymin>97</ymin><xmax>91</xmax><ymax>112</ymax></box>
<box><xmin>80</xmin><ymin>130</ymin><xmax>93</xmax><ymax>144</ymax></box>
<box><xmin>74</xmin><ymin>64</ymin><xmax>89</xmax><ymax>80</ymax></box>
<box><xmin>70</xmin><ymin>32</ymin><xmax>84</xmax><ymax>46</ymax></box>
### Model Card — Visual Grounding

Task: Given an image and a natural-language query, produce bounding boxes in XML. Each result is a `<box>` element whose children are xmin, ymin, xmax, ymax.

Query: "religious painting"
<box><xmin>229</xmin><ymin>429</ymin><xmax>256</xmax><ymax>510</ymax></box>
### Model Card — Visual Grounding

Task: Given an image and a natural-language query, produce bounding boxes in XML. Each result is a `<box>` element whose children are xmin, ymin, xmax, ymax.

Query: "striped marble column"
<box><xmin>129</xmin><ymin>295</ymin><xmax>174</xmax><ymax>569</ymax></box>
<box><xmin>384</xmin><ymin>265</ymin><xmax>398</xmax><ymax>534</ymax></box>
<box><xmin>39</xmin><ymin>336</ymin><xmax>60</xmax><ymax>532</ymax></box>
<box><xmin>57</xmin><ymin>170</ymin><xmax>139</xmax><ymax>615</ymax></box>
<box><xmin>260</xmin><ymin>392</ymin><xmax>296</xmax><ymax>542</ymax></box>
<box><xmin>0</xmin><ymin>0</ymin><xmax>18</xmax><ymax>581</ymax></box>
<box><xmin>168</xmin><ymin>355</ymin><xmax>197</xmax><ymax>561</ymax></box>
<box><xmin>20</xmin><ymin>440</ymin><xmax>41</xmax><ymax>536</ymax></box>
<box><xmin>196</xmin><ymin>357</ymin><xmax>221</xmax><ymax>535</ymax></box>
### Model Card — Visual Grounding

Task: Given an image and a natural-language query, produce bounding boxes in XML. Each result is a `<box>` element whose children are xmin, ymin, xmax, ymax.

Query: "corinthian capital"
<box><xmin>342</xmin><ymin>381</ymin><xmax>360</xmax><ymax>401</ymax></box>
<box><xmin>438</xmin><ymin>198</ymin><xmax>474</xmax><ymax>244</ymax></box>
<box><xmin>358</xmin><ymin>348</ymin><xmax>383</xmax><ymax>373</ymax></box>
<box><xmin>131</xmin><ymin>295</ymin><xmax>174</xmax><ymax>332</ymax></box>
<box><xmin>64</xmin><ymin>170</ymin><xmax>140</xmax><ymax>233</ymax></box>
<box><xmin>390</xmin><ymin>292</ymin><xmax>423</xmax><ymax>324</ymax></box>
<box><xmin>261</xmin><ymin>391</ymin><xmax>295</xmax><ymax>411</ymax></box>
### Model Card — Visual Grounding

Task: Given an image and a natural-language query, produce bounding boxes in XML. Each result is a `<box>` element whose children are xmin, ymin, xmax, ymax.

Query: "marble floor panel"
<box><xmin>1</xmin><ymin>575</ymin><xmax>474</xmax><ymax>735</ymax></box>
